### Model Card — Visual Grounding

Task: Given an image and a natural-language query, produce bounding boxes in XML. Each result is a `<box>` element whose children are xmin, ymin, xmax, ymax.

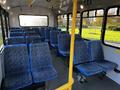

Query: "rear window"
<box><xmin>19</xmin><ymin>15</ymin><xmax>48</xmax><ymax>26</ymax></box>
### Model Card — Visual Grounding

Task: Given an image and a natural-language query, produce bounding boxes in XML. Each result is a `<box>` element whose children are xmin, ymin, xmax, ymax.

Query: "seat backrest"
<box><xmin>10</xmin><ymin>29</ymin><xmax>24</xmax><ymax>33</ymax></box>
<box><xmin>7</xmin><ymin>37</ymin><xmax>26</xmax><ymax>45</ymax></box>
<box><xmin>58</xmin><ymin>33</ymin><xmax>70</xmax><ymax>52</ymax></box>
<box><xmin>10</xmin><ymin>32</ymin><xmax>25</xmax><ymax>37</ymax></box>
<box><xmin>26</xmin><ymin>36</ymin><xmax>42</xmax><ymax>44</ymax></box>
<box><xmin>45</xmin><ymin>28</ymin><xmax>50</xmax><ymax>41</ymax></box>
<box><xmin>50</xmin><ymin>30</ymin><xmax>59</xmax><ymax>44</ymax></box>
<box><xmin>30</xmin><ymin>43</ymin><xmax>53</xmax><ymax>69</ymax></box>
<box><xmin>4</xmin><ymin>45</ymin><xmax>29</xmax><ymax>76</ymax></box>
<box><xmin>74</xmin><ymin>39</ymin><xmax>90</xmax><ymax>65</ymax></box>
<box><xmin>88</xmin><ymin>40</ymin><xmax>104</xmax><ymax>61</ymax></box>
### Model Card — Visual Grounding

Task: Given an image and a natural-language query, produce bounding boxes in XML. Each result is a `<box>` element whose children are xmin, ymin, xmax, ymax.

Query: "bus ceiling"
<box><xmin>0</xmin><ymin>0</ymin><xmax>120</xmax><ymax>14</ymax></box>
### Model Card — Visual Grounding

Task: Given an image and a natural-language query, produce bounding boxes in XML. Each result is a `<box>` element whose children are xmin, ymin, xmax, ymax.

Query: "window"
<box><xmin>108</xmin><ymin>8</ymin><xmax>118</xmax><ymax>16</ymax></box>
<box><xmin>83</xmin><ymin>12</ymin><xmax>88</xmax><ymax>17</ymax></box>
<box><xmin>69</xmin><ymin>13</ymin><xmax>80</xmax><ymax>34</ymax></box>
<box><xmin>96</xmin><ymin>9</ymin><xmax>104</xmax><ymax>16</ymax></box>
<box><xmin>119</xmin><ymin>8</ymin><xmax>120</xmax><ymax>15</ymax></box>
<box><xmin>19</xmin><ymin>15</ymin><xmax>48</xmax><ymax>26</ymax></box>
<box><xmin>0</xmin><ymin>16</ymin><xmax>3</xmax><ymax>47</ymax></box>
<box><xmin>104</xmin><ymin>7</ymin><xmax>120</xmax><ymax>48</ymax></box>
<box><xmin>2</xmin><ymin>14</ymin><xmax>6</xmax><ymax>38</ymax></box>
<box><xmin>58</xmin><ymin>15</ymin><xmax>67</xmax><ymax>31</ymax></box>
<box><xmin>82</xmin><ymin>17</ymin><xmax>103</xmax><ymax>40</ymax></box>
<box><xmin>89</xmin><ymin>10</ymin><xmax>96</xmax><ymax>17</ymax></box>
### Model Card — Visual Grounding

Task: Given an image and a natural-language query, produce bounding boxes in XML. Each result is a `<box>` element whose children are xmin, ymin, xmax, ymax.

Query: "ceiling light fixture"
<box><xmin>7</xmin><ymin>6</ymin><xmax>10</xmax><ymax>10</ymax></box>
<box><xmin>3</xmin><ymin>0</ymin><xmax>6</xmax><ymax>4</ymax></box>
<box><xmin>58</xmin><ymin>10</ymin><xmax>61</xmax><ymax>14</ymax></box>
<box><xmin>80</xmin><ymin>5</ymin><xmax>84</xmax><ymax>9</ymax></box>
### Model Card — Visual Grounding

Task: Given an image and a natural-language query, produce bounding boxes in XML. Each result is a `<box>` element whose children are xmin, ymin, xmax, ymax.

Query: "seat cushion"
<box><xmin>59</xmin><ymin>51</ymin><xmax>70</xmax><ymax>57</ymax></box>
<box><xmin>32</xmin><ymin>66</ymin><xmax>57</xmax><ymax>83</ymax></box>
<box><xmin>95</xmin><ymin>60</ymin><xmax>118</xmax><ymax>71</ymax></box>
<box><xmin>75</xmin><ymin>62</ymin><xmax>103</xmax><ymax>77</ymax></box>
<box><xmin>51</xmin><ymin>43</ymin><xmax>58</xmax><ymax>48</ymax></box>
<box><xmin>4</xmin><ymin>73</ymin><xmax>32</xmax><ymax>90</ymax></box>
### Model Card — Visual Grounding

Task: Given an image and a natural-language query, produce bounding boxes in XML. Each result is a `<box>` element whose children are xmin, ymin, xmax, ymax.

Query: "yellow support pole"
<box><xmin>27</xmin><ymin>0</ymin><xmax>35</xmax><ymax>7</ymax></box>
<box><xmin>56</xmin><ymin>0</ymin><xmax>78</xmax><ymax>90</ymax></box>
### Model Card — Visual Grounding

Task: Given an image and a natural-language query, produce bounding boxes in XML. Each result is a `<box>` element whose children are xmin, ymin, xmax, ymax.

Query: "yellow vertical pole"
<box><xmin>68</xmin><ymin>0</ymin><xmax>78</xmax><ymax>89</ymax></box>
<box><xmin>56</xmin><ymin>0</ymin><xmax>78</xmax><ymax>90</ymax></box>
<box><xmin>27</xmin><ymin>0</ymin><xmax>34</xmax><ymax>7</ymax></box>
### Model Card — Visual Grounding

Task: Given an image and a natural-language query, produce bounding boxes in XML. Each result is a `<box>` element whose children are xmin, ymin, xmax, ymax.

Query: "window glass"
<box><xmin>58</xmin><ymin>15</ymin><xmax>67</xmax><ymax>31</ymax></box>
<box><xmin>2</xmin><ymin>14</ymin><xmax>7</xmax><ymax>39</ymax></box>
<box><xmin>82</xmin><ymin>17</ymin><xmax>103</xmax><ymax>40</ymax></box>
<box><xmin>119</xmin><ymin>8</ymin><xmax>120</xmax><ymax>15</ymax></box>
<box><xmin>89</xmin><ymin>10</ymin><xmax>96</xmax><ymax>17</ymax></box>
<box><xmin>108</xmin><ymin>8</ymin><xmax>117</xmax><ymax>15</ymax></box>
<box><xmin>19</xmin><ymin>15</ymin><xmax>48</xmax><ymax>26</ymax></box>
<box><xmin>0</xmin><ymin>17</ymin><xmax>3</xmax><ymax>46</ymax></box>
<box><xmin>83</xmin><ymin>12</ymin><xmax>88</xmax><ymax>17</ymax></box>
<box><xmin>96</xmin><ymin>9</ymin><xmax>104</xmax><ymax>16</ymax></box>
<box><xmin>69</xmin><ymin>13</ymin><xmax>80</xmax><ymax>34</ymax></box>
<box><xmin>104</xmin><ymin>16</ymin><xmax>120</xmax><ymax>47</ymax></box>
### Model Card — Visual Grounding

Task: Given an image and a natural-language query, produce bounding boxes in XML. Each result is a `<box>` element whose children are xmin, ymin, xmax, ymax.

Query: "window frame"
<box><xmin>102</xmin><ymin>6</ymin><xmax>120</xmax><ymax>49</ymax></box>
<box><xmin>81</xmin><ymin>8</ymin><xmax>105</xmax><ymax>40</ymax></box>
<box><xmin>18</xmin><ymin>14</ymin><xmax>49</xmax><ymax>27</ymax></box>
<box><xmin>57</xmin><ymin>14</ymin><xmax>68</xmax><ymax>32</ymax></box>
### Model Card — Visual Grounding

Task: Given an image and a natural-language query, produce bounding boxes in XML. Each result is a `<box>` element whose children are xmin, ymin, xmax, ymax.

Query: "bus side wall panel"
<box><xmin>103</xmin><ymin>45</ymin><xmax>120</xmax><ymax>85</ymax></box>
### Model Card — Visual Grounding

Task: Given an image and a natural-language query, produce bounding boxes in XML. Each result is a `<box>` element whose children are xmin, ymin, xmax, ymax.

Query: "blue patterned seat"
<box><xmin>10</xmin><ymin>32</ymin><xmax>25</xmax><ymax>37</ymax></box>
<box><xmin>26</xmin><ymin>36</ymin><xmax>42</xmax><ymax>44</ymax></box>
<box><xmin>44</xmin><ymin>28</ymin><xmax>50</xmax><ymax>42</ymax></box>
<box><xmin>58</xmin><ymin>33</ymin><xmax>70</xmax><ymax>56</ymax></box>
<box><xmin>74</xmin><ymin>40</ymin><xmax>103</xmax><ymax>77</ymax></box>
<box><xmin>29</xmin><ymin>43</ymin><xmax>57</xmax><ymax>83</ymax></box>
<box><xmin>38</xmin><ymin>29</ymin><xmax>45</xmax><ymax>41</ymax></box>
<box><xmin>88</xmin><ymin>40</ymin><xmax>118</xmax><ymax>71</ymax></box>
<box><xmin>4</xmin><ymin>45</ymin><xmax>32</xmax><ymax>90</ymax></box>
<box><xmin>50</xmin><ymin>30</ymin><xmax>60</xmax><ymax>48</ymax></box>
<box><xmin>7</xmin><ymin>37</ymin><xmax>26</xmax><ymax>45</ymax></box>
<box><xmin>10</xmin><ymin>29</ymin><xmax>24</xmax><ymax>33</ymax></box>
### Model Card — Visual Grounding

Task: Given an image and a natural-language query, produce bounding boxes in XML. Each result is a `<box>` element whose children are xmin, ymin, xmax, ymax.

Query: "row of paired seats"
<box><xmin>9</xmin><ymin>27</ymin><xmax>60</xmax><ymax>41</ymax></box>
<box><xmin>73</xmin><ymin>40</ymin><xmax>118</xmax><ymax>81</ymax></box>
<box><xmin>7</xmin><ymin>36</ymin><xmax>42</xmax><ymax>45</ymax></box>
<box><xmin>9</xmin><ymin>27</ymin><xmax>72</xmax><ymax>58</ymax></box>
<box><xmin>3</xmin><ymin>43</ymin><xmax>57</xmax><ymax>90</ymax></box>
<box><xmin>8</xmin><ymin>27</ymin><xmax>61</xmax><ymax>45</ymax></box>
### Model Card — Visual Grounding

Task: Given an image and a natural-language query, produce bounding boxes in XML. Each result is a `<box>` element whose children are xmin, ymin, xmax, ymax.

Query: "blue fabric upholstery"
<box><xmin>25</xmin><ymin>32</ymin><xmax>39</xmax><ymax>37</ymax></box>
<box><xmin>58</xmin><ymin>33</ymin><xmax>70</xmax><ymax>56</ymax></box>
<box><xmin>4</xmin><ymin>45</ymin><xmax>32</xmax><ymax>90</ymax></box>
<box><xmin>74</xmin><ymin>39</ymin><xmax>91</xmax><ymax>65</ymax></box>
<box><xmin>26</xmin><ymin>36</ymin><xmax>42</xmax><ymax>44</ymax></box>
<box><xmin>75</xmin><ymin>62</ymin><xmax>103</xmax><ymax>77</ymax></box>
<box><xmin>7</xmin><ymin>37</ymin><xmax>26</xmax><ymax>45</ymax></box>
<box><xmin>74</xmin><ymin>40</ymin><xmax>103</xmax><ymax>76</ymax></box>
<box><xmin>88</xmin><ymin>40</ymin><xmax>104</xmax><ymax>60</ymax></box>
<box><xmin>29</xmin><ymin>43</ymin><xmax>57</xmax><ymax>83</ymax></box>
<box><xmin>10</xmin><ymin>29</ymin><xmax>24</xmax><ymax>33</ymax></box>
<box><xmin>10</xmin><ymin>32</ymin><xmax>25</xmax><ymax>37</ymax></box>
<box><xmin>50</xmin><ymin>30</ymin><xmax>59</xmax><ymax>48</ymax></box>
<box><xmin>45</xmin><ymin>28</ymin><xmax>50</xmax><ymax>42</ymax></box>
<box><xmin>88</xmin><ymin>40</ymin><xmax>118</xmax><ymax>71</ymax></box>
<box><xmin>38</xmin><ymin>29</ymin><xmax>45</xmax><ymax>41</ymax></box>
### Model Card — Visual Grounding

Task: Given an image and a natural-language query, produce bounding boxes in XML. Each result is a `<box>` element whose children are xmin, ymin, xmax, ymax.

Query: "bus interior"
<box><xmin>0</xmin><ymin>0</ymin><xmax>120</xmax><ymax>90</ymax></box>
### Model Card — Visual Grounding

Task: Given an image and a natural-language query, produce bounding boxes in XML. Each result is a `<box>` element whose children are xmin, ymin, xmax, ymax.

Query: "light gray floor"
<box><xmin>38</xmin><ymin>49</ymin><xmax>120</xmax><ymax>90</ymax></box>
